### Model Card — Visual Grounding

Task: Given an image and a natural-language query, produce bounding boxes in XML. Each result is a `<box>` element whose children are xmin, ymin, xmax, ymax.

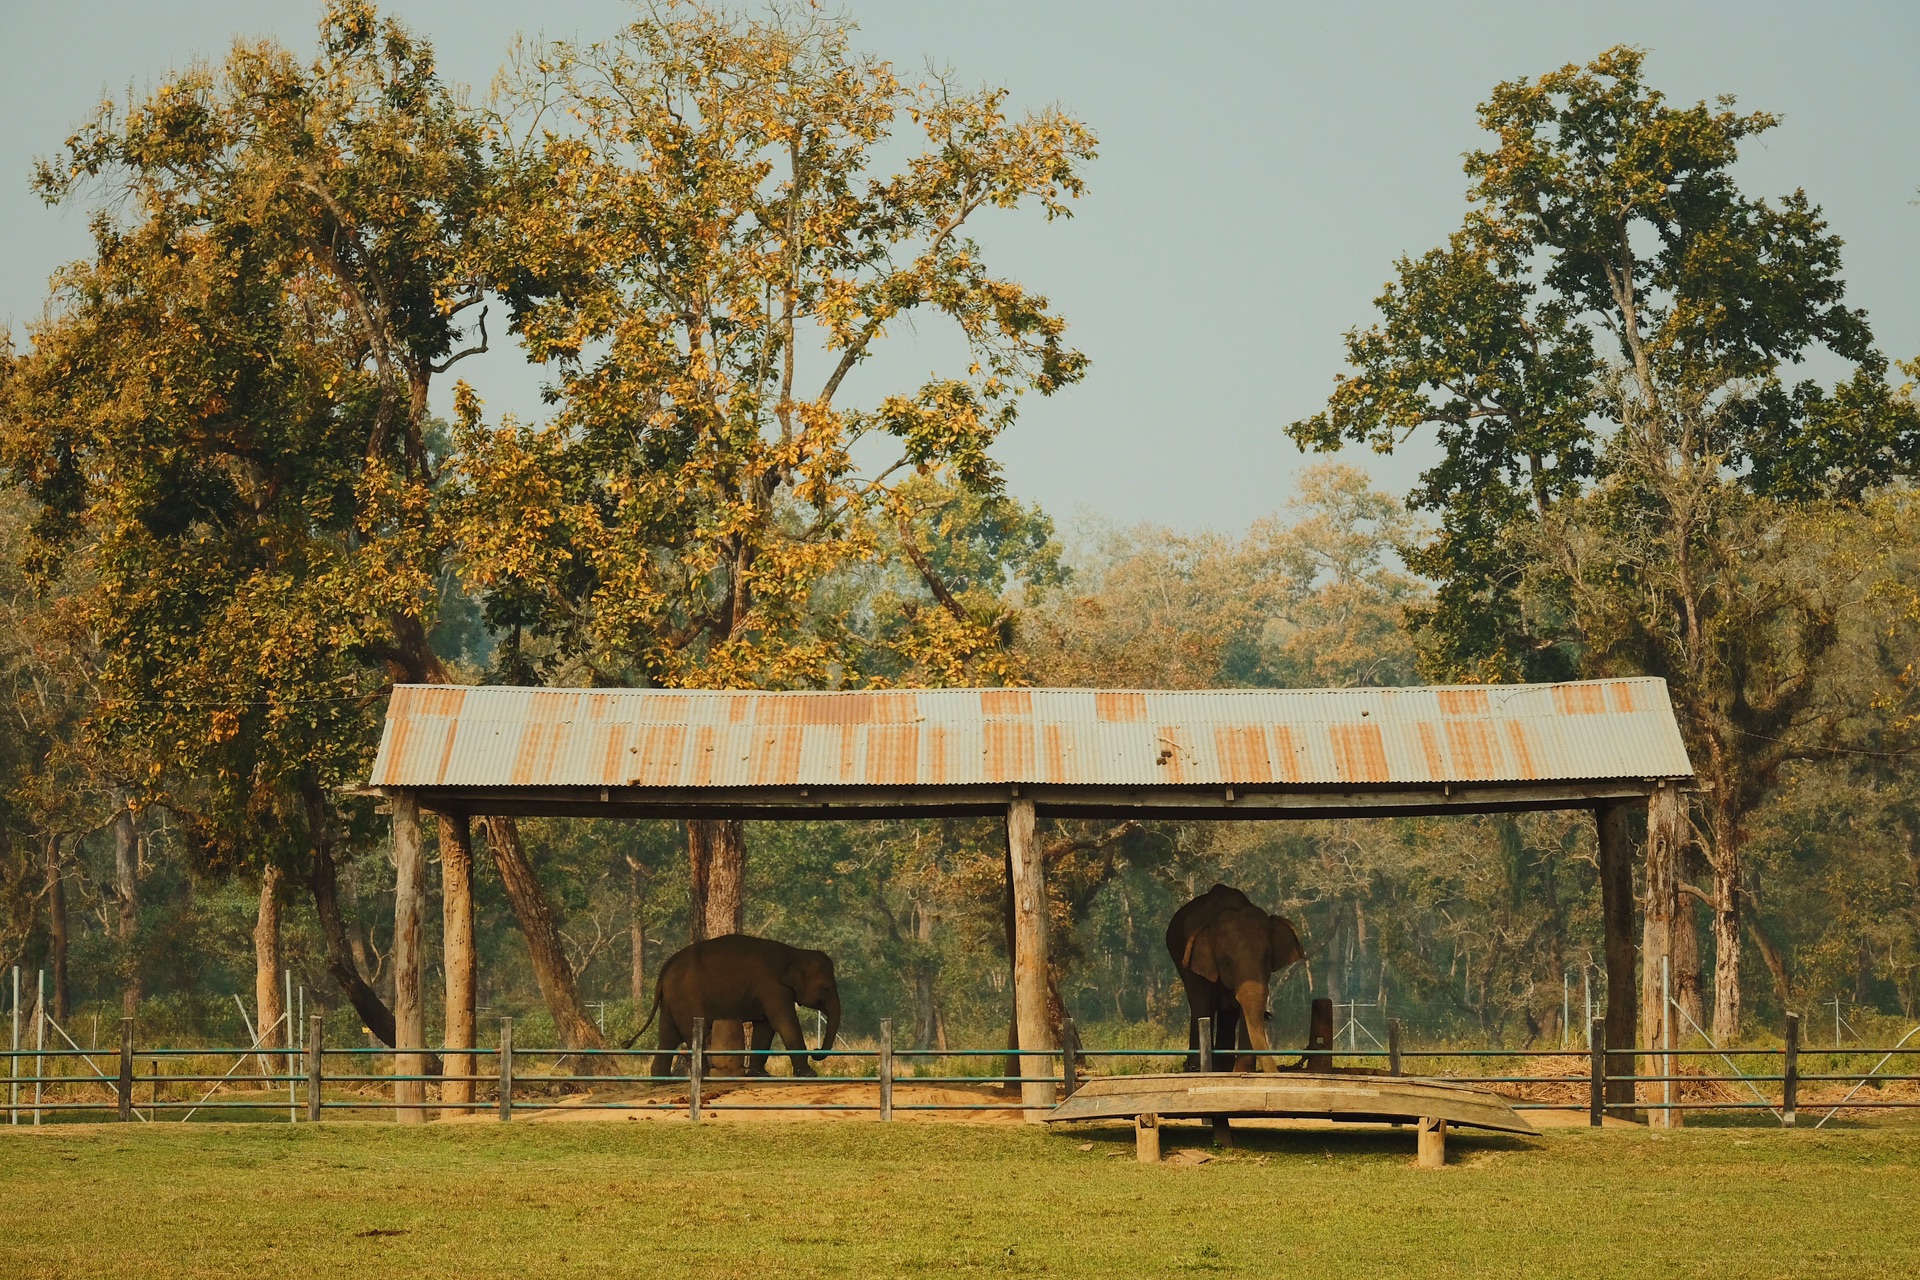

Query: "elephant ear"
<box><xmin>1268</xmin><ymin>915</ymin><xmax>1305</xmax><ymax>970</ymax></box>
<box><xmin>1183</xmin><ymin>929</ymin><xmax>1223</xmax><ymax>983</ymax></box>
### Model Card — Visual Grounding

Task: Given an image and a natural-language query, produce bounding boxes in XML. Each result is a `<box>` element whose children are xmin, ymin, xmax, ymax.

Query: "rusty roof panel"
<box><xmin>368</xmin><ymin>679</ymin><xmax>1695</xmax><ymax>790</ymax></box>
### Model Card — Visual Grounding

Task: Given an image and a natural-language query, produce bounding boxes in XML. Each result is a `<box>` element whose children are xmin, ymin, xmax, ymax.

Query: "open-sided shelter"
<box><xmin>370</xmin><ymin>678</ymin><xmax>1694</xmax><ymax>1116</ymax></box>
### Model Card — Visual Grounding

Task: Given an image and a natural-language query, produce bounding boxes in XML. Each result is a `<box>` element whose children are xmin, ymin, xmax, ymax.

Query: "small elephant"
<box><xmin>632</xmin><ymin>933</ymin><xmax>841</xmax><ymax>1079</ymax></box>
<box><xmin>1166</xmin><ymin>884</ymin><xmax>1306</xmax><ymax>1073</ymax></box>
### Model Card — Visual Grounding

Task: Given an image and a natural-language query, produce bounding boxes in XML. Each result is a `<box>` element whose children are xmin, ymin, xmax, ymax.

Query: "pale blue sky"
<box><xmin>4</xmin><ymin>1</ymin><xmax>1916</xmax><ymax>530</ymax></box>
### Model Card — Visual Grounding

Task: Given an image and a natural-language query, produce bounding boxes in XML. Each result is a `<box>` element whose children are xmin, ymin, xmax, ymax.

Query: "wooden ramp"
<box><xmin>1047</xmin><ymin>1072</ymin><xmax>1536</xmax><ymax>1137</ymax></box>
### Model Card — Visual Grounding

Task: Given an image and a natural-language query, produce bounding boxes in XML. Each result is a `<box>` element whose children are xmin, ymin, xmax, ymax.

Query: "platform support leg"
<box><xmin>1416</xmin><ymin>1116</ymin><xmax>1447</xmax><ymax>1169</ymax></box>
<box><xmin>1211</xmin><ymin>1115</ymin><xmax>1232</xmax><ymax>1148</ymax></box>
<box><xmin>1307</xmin><ymin>998</ymin><xmax>1334</xmax><ymax>1072</ymax></box>
<box><xmin>1136</xmin><ymin>1112</ymin><xmax>1161</xmax><ymax>1163</ymax></box>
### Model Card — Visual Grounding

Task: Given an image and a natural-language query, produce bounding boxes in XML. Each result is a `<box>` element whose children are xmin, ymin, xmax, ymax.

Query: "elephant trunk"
<box><xmin>813</xmin><ymin>989</ymin><xmax>841</xmax><ymax>1063</ymax></box>
<box><xmin>1237</xmin><ymin>982</ymin><xmax>1278</xmax><ymax>1073</ymax></box>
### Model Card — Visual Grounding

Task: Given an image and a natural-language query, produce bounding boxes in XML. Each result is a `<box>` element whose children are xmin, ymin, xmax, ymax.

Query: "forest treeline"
<box><xmin>1</xmin><ymin>4</ymin><xmax>1916</xmax><ymax>1054</ymax></box>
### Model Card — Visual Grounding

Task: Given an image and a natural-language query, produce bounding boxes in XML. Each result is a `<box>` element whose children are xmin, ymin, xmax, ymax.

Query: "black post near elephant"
<box><xmin>1166</xmin><ymin>884</ymin><xmax>1306</xmax><ymax>1072</ymax></box>
<box><xmin>630</xmin><ymin>933</ymin><xmax>841</xmax><ymax>1079</ymax></box>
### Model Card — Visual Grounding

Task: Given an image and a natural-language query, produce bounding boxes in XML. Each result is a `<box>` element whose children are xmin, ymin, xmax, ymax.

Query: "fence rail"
<box><xmin>7</xmin><ymin>1012</ymin><xmax>1919</xmax><ymax>1130</ymax></box>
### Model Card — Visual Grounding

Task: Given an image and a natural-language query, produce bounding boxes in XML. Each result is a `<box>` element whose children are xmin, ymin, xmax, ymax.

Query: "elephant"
<box><xmin>1166</xmin><ymin>884</ymin><xmax>1306</xmax><ymax>1073</ymax></box>
<box><xmin>631</xmin><ymin>933</ymin><xmax>841</xmax><ymax>1080</ymax></box>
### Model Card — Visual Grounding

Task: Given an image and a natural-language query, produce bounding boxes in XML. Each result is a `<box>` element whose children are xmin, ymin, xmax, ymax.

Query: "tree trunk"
<box><xmin>254</xmin><ymin>864</ymin><xmax>285</xmax><ymax>1078</ymax></box>
<box><xmin>626</xmin><ymin>855</ymin><xmax>647</xmax><ymax>1009</ymax></box>
<box><xmin>305</xmin><ymin>810</ymin><xmax>398</xmax><ymax>1047</ymax></box>
<box><xmin>481</xmin><ymin>816</ymin><xmax>608</xmax><ymax>1055</ymax></box>
<box><xmin>913</xmin><ymin>895</ymin><xmax>938</xmax><ymax>1051</ymax></box>
<box><xmin>392</xmin><ymin>795</ymin><xmax>427</xmax><ymax>1123</ymax></box>
<box><xmin>688</xmin><ymin>818</ymin><xmax>746</xmax><ymax>940</ymax></box>
<box><xmin>45</xmin><ymin>834</ymin><xmax>69</xmax><ymax>1024</ymax></box>
<box><xmin>441</xmin><ymin>814</ymin><xmax>477</xmax><ymax>1111</ymax></box>
<box><xmin>113</xmin><ymin>802</ymin><xmax>139</xmax><ymax>1019</ymax></box>
<box><xmin>1708</xmin><ymin>793</ymin><xmax>1744</xmax><ymax>1044</ymax></box>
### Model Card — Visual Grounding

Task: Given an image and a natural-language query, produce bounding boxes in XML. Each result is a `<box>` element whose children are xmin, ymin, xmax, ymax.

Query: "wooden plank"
<box><xmin>1006</xmin><ymin>799</ymin><xmax>1056</xmax><ymax>1120</ymax></box>
<box><xmin>1046</xmin><ymin>1072</ymin><xmax>1536</xmax><ymax>1136</ymax></box>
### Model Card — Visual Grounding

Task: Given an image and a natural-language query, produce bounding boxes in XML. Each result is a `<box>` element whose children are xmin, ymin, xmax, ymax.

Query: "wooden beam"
<box><xmin>397</xmin><ymin>778</ymin><xmax>1672</xmax><ymax>823</ymax></box>
<box><xmin>391</xmin><ymin>792</ymin><xmax>426</xmax><ymax>1124</ymax></box>
<box><xmin>1595</xmin><ymin>799</ymin><xmax>1638</xmax><ymax>1108</ymax></box>
<box><xmin>1006</xmin><ymin>798</ymin><xmax>1056</xmax><ymax>1120</ymax></box>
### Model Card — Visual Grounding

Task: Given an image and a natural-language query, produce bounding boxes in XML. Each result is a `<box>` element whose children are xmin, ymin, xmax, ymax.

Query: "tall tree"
<box><xmin>1291</xmin><ymin>46</ymin><xmax>1920</xmax><ymax>1039</ymax></box>
<box><xmin>0</xmin><ymin>0</ymin><xmax>492</xmax><ymax>1044</ymax></box>
<box><xmin>457</xmin><ymin>2</ymin><xmax>1095</xmax><ymax>933</ymax></box>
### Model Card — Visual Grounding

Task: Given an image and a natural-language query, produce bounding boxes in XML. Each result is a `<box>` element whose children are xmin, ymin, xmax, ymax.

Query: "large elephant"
<box><xmin>634</xmin><ymin>934</ymin><xmax>841</xmax><ymax>1079</ymax></box>
<box><xmin>1166</xmin><ymin>884</ymin><xmax>1306</xmax><ymax>1073</ymax></box>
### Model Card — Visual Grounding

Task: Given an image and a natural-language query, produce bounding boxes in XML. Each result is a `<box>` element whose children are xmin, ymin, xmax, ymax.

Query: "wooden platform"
<box><xmin>1046</xmin><ymin>1072</ymin><xmax>1537</xmax><ymax>1136</ymax></box>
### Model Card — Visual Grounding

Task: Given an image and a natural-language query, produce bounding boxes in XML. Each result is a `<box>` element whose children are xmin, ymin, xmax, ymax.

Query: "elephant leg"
<box><xmin>763</xmin><ymin>999</ymin><xmax>815</xmax><ymax>1077</ymax></box>
<box><xmin>652</xmin><ymin>1008</ymin><xmax>685</xmax><ymax>1081</ymax></box>
<box><xmin>1179</xmin><ymin>975</ymin><xmax>1216</xmax><ymax>1072</ymax></box>
<box><xmin>1234</xmin><ymin>981</ymin><xmax>1277</xmax><ymax>1073</ymax></box>
<box><xmin>1214</xmin><ymin>1001</ymin><xmax>1244</xmax><ymax>1071</ymax></box>
<box><xmin>748</xmin><ymin>1019</ymin><xmax>776</xmax><ymax>1076</ymax></box>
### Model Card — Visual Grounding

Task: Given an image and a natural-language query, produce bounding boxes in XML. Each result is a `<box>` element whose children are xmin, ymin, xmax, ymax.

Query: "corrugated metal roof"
<box><xmin>368</xmin><ymin>679</ymin><xmax>1694</xmax><ymax>790</ymax></box>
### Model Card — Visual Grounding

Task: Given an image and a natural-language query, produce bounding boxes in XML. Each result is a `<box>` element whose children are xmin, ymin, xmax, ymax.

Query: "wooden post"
<box><xmin>306</xmin><ymin>1015</ymin><xmax>324</xmax><ymax>1123</ymax></box>
<box><xmin>1005</xmin><ymin>798</ymin><xmax>1056</xmax><ymax>1120</ymax></box>
<box><xmin>1589</xmin><ymin>1016</ymin><xmax>1606</xmax><ymax>1127</ymax></box>
<box><xmin>1641</xmin><ymin>785</ymin><xmax>1685</xmax><ymax>1107</ymax></box>
<box><xmin>1595</xmin><ymin>799</ymin><xmax>1639</xmax><ymax>1109</ymax></box>
<box><xmin>1307</xmin><ymin>998</ymin><xmax>1334</xmax><ymax>1073</ymax></box>
<box><xmin>391</xmin><ymin>792</ymin><xmax>426</xmax><ymax>1123</ymax></box>
<box><xmin>1416</xmin><ymin>1116</ymin><xmax>1446</xmax><ymax>1168</ymax></box>
<box><xmin>497</xmin><ymin>1018</ymin><xmax>514</xmax><ymax>1122</ymax></box>
<box><xmin>689</xmin><ymin>1018</ymin><xmax>705</xmax><ymax>1123</ymax></box>
<box><xmin>1211</xmin><ymin>1116</ymin><xmax>1233</xmax><ymax>1148</ymax></box>
<box><xmin>117</xmin><ymin>1016</ymin><xmax>133</xmax><ymax>1122</ymax></box>
<box><xmin>1135</xmin><ymin>1112</ymin><xmax>1161</xmax><ymax>1163</ymax></box>
<box><xmin>879</xmin><ymin>1017</ymin><xmax>894</xmax><ymax>1121</ymax></box>
<box><xmin>1197</xmin><ymin>1016</ymin><xmax>1213</xmax><ymax>1073</ymax></box>
<box><xmin>441</xmin><ymin>814</ymin><xmax>477</xmax><ymax>1114</ymax></box>
<box><xmin>1782</xmin><ymin>1012</ymin><xmax>1799</xmax><ymax>1128</ymax></box>
<box><xmin>1388</xmin><ymin>1019</ymin><xmax>1403</xmax><ymax>1076</ymax></box>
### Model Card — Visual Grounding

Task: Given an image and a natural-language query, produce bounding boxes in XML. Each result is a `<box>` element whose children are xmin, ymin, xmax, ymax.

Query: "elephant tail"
<box><xmin>619</xmin><ymin>982</ymin><xmax>664</xmax><ymax>1051</ymax></box>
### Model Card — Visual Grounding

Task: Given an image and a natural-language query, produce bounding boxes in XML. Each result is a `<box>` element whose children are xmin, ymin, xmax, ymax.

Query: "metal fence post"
<box><xmin>1197</xmin><ymin>1016</ymin><xmax>1213</xmax><ymax>1073</ymax></box>
<box><xmin>33</xmin><ymin>970</ymin><xmax>45</xmax><ymax>1125</ymax></box>
<box><xmin>306</xmin><ymin>1015</ymin><xmax>324</xmax><ymax>1123</ymax></box>
<box><xmin>1589</xmin><ymin>1016</ymin><xmax>1606</xmax><ymax>1127</ymax></box>
<box><xmin>1388</xmin><ymin>1019</ymin><xmax>1403</xmax><ymax>1077</ymax></box>
<box><xmin>497</xmin><ymin>1018</ymin><xmax>514</xmax><ymax>1122</ymax></box>
<box><xmin>285</xmin><ymin>969</ymin><xmax>296</xmax><ymax>1122</ymax></box>
<box><xmin>118</xmin><ymin>1017</ymin><xmax>133</xmax><ymax>1122</ymax></box>
<box><xmin>1782</xmin><ymin>1012</ymin><xmax>1800</xmax><ymax>1128</ymax></box>
<box><xmin>689</xmin><ymin>1018</ymin><xmax>705</xmax><ymax>1123</ymax></box>
<box><xmin>9</xmin><ymin>966</ymin><xmax>18</xmax><ymax>1125</ymax></box>
<box><xmin>1060</xmin><ymin>1019</ymin><xmax>1080</xmax><ymax>1098</ymax></box>
<box><xmin>879</xmin><ymin>1018</ymin><xmax>894</xmax><ymax>1121</ymax></box>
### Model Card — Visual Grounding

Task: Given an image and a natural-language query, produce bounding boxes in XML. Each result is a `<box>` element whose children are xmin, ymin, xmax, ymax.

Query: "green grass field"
<box><xmin>3</xmin><ymin>1119</ymin><xmax>1916</xmax><ymax>1278</ymax></box>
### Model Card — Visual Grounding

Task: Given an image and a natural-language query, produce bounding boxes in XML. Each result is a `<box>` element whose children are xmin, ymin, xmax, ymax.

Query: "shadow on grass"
<box><xmin>1054</xmin><ymin>1120</ymin><xmax>1537</xmax><ymax>1160</ymax></box>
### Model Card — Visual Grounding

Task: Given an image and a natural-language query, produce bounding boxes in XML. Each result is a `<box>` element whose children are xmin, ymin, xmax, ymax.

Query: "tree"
<box><xmin>456</xmin><ymin>1</ymin><xmax>1095</xmax><ymax>936</ymax></box>
<box><xmin>1291</xmin><ymin>47</ymin><xmax>1920</xmax><ymax>1041</ymax></box>
<box><xmin>0</xmin><ymin>0</ymin><xmax>491</xmax><ymax>1045</ymax></box>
